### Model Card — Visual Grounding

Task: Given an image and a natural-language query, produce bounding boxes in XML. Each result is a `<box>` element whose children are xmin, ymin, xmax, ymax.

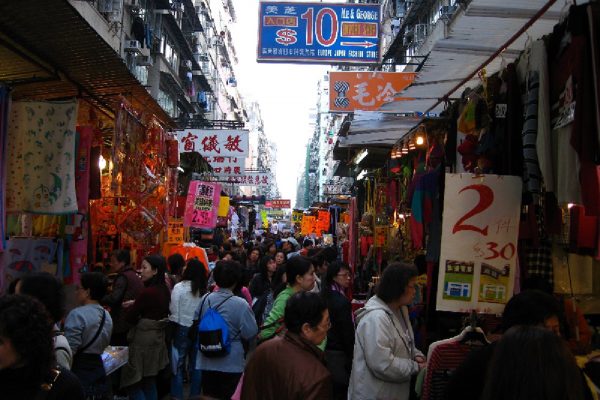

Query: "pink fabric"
<box><xmin>231</xmin><ymin>373</ymin><xmax>244</xmax><ymax>400</ymax></box>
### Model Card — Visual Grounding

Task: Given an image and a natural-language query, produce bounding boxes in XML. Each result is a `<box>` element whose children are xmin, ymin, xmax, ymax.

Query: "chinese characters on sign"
<box><xmin>183</xmin><ymin>181</ymin><xmax>221</xmax><ymax>229</ymax></box>
<box><xmin>258</xmin><ymin>2</ymin><xmax>380</xmax><ymax>64</ymax></box>
<box><xmin>226</xmin><ymin>173</ymin><xmax>270</xmax><ymax>186</ymax></box>
<box><xmin>177</xmin><ymin>129</ymin><xmax>249</xmax><ymax>157</ymax></box>
<box><xmin>208</xmin><ymin>156</ymin><xmax>245</xmax><ymax>177</ymax></box>
<box><xmin>329</xmin><ymin>71</ymin><xmax>416</xmax><ymax>112</ymax></box>
<box><xmin>268</xmin><ymin>199</ymin><xmax>291</xmax><ymax>209</ymax></box>
<box><xmin>436</xmin><ymin>174</ymin><xmax>522</xmax><ymax>314</ymax></box>
<box><xmin>167</xmin><ymin>220</ymin><xmax>184</xmax><ymax>244</ymax></box>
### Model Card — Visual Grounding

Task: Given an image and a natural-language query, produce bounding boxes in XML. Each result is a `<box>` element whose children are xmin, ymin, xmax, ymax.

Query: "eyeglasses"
<box><xmin>317</xmin><ymin>321</ymin><xmax>332</xmax><ymax>331</ymax></box>
<box><xmin>336</xmin><ymin>272</ymin><xmax>351</xmax><ymax>278</ymax></box>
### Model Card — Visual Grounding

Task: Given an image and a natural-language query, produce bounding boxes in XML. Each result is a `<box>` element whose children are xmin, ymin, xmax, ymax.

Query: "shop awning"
<box><xmin>0</xmin><ymin>0</ymin><xmax>175</xmax><ymax>127</ymax></box>
<box><xmin>337</xmin><ymin>111</ymin><xmax>422</xmax><ymax>147</ymax></box>
<box><xmin>380</xmin><ymin>0</ymin><xmax>564</xmax><ymax>115</ymax></box>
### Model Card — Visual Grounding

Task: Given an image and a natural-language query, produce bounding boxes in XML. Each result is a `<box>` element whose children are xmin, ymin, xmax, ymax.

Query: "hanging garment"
<box><xmin>0</xmin><ymin>85</ymin><xmax>10</xmax><ymax>252</ymax></box>
<box><xmin>75</xmin><ymin>126</ymin><xmax>93</xmax><ymax>213</ymax></box>
<box><xmin>423</xmin><ymin>341</ymin><xmax>476</xmax><ymax>400</ymax></box>
<box><xmin>6</xmin><ymin>100</ymin><xmax>79</xmax><ymax>214</ymax></box>
<box><xmin>1</xmin><ymin>238</ymin><xmax>58</xmax><ymax>292</ymax></box>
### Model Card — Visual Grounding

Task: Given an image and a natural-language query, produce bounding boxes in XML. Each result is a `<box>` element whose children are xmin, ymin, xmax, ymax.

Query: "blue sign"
<box><xmin>257</xmin><ymin>2</ymin><xmax>380</xmax><ymax>64</ymax></box>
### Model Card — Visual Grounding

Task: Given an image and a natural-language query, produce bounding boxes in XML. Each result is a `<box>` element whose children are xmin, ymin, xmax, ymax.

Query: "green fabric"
<box><xmin>415</xmin><ymin>366</ymin><xmax>426</xmax><ymax>397</ymax></box>
<box><xmin>259</xmin><ymin>286</ymin><xmax>295</xmax><ymax>340</ymax></box>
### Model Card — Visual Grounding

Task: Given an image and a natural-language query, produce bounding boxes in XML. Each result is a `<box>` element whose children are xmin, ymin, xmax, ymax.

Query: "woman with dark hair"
<box><xmin>0</xmin><ymin>295</ymin><xmax>84</xmax><ymax>399</ymax></box>
<box><xmin>348</xmin><ymin>262</ymin><xmax>425</xmax><ymax>400</ymax></box>
<box><xmin>17</xmin><ymin>271</ymin><xmax>72</xmax><ymax>370</ymax></box>
<box><xmin>274</xmin><ymin>250</ymin><xmax>286</xmax><ymax>267</ymax></box>
<box><xmin>259</xmin><ymin>256</ymin><xmax>316</xmax><ymax>343</ymax></box>
<box><xmin>482</xmin><ymin>325</ymin><xmax>584</xmax><ymax>400</ymax></box>
<box><xmin>64</xmin><ymin>272</ymin><xmax>113</xmax><ymax>399</ymax></box>
<box><xmin>242</xmin><ymin>247</ymin><xmax>262</xmax><ymax>287</ymax></box>
<box><xmin>121</xmin><ymin>254</ymin><xmax>171</xmax><ymax>400</ymax></box>
<box><xmin>167</xmin><ymin>253</ymin><xmax>186</xmax><ymax>285</ymax></box>
<box><xmin>169</xmin><ymin>258</ymin><xmax>208</xmax><ymax>400</ymax></box>
<box><xmin>249</xmin><ymin>255</ymin><xmax>277</xmax><ymax>299</ymax></box>
<box><xmin>321</xmin><ymin>261</ymin><xmax>354</xmax><ymax>399</ymax></box>
<box><xmin>195</xmin><ymin>260</ymin><xmax>258</xmax><ymax>399</ymax></box>
<box><xmin>242</xmin><ymin>292</ymin><xmax>332</xmax><ymax>399</ymax></box>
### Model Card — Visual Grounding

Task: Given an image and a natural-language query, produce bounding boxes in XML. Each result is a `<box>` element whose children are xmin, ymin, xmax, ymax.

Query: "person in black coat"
<box><xmin>321</xmin><ymin>261</ymin><xmax>355</xmax><ymax>400</ymax></box>
<box><xmin>249</xmin><ymin>255</ymin><xmax>277</xmax><ymax>299</ymax></box>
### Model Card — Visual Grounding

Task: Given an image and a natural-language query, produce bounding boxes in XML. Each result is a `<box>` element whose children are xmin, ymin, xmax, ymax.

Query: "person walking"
<box><xmin>248</xmin><ymin>255</ymin><xmax>277</xmax><ymax>300</ymax></box>
<box><xmin>169</xmin><ymin>258</ymin><xmax>208</xmax><ymax>400</ymax></box>
<box><xmin>121</xmin><ymin>254</ymin><xmax>171</xmax><ymax>400</ymax></box>
<box><xmin>348</xmin><ymin>262</ymin><xmax>425</xmax><ymax>400</ymax></box>
<box><xmin>64</xmin><ymin>272</ymin><xmax>113</xmax><ymax>400</ymax></box>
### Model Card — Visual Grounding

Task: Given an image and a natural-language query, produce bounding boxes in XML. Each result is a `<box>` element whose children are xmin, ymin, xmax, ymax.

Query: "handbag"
<box><xmin>71</xmin><ymin>309</ymin><xmax>107</xmax><ymax>387</ymax></box>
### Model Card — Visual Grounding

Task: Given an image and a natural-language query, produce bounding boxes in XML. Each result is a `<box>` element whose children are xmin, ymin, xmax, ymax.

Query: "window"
<box><xmin>158</xmin><ymin>89</ymin><xmax>176</xmax><ymax>116</ymax></box>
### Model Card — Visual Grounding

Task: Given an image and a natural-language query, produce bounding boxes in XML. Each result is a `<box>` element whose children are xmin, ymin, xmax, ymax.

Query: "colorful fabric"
<box><xmin>6</xmin><ymin>100</ymin><xmax>79</xmax><ymax>214</ymax></box>
<box><xmin>424</xmin><ymin>341</ymin><xmax>473</xmax><ymax>400</ymax></box>
<box><xmin>1</xmin><ymin>238</ymin><xmax>58</xmax><ymax>293</ymax></box>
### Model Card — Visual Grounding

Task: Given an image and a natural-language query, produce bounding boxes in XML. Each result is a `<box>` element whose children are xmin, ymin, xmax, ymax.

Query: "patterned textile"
<box><xmin>1</xmin><ymin>238</ymin><xmax>58</xmax><ymax>293</ymax></box>
<box><xmin>423</xmin><ymin>341</ymin><xmax>474</xmax><ymax>400</ymax></box>
<box><xmin>521</xmin><ymin>71</ymin><xmax>543</xmax><ymax>200</ymax></box>
<box><xmin>523</xmin><ymin>239</ymin><xmax>553</xmax><ymax>283</ymax></box>
<box><xmin>6</xmin><ymin>100</ymin><xmax>79</xmax><ymax>214</ymax></box>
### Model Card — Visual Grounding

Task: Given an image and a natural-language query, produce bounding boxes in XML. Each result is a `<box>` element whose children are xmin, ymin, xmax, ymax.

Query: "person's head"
<box><xmin>213</xmin><ymin>260</ymin><xmax>243</xmax><ymax>290</ymax></box>
<box><xmin>501</xmin><ymin>290</ymin><xmax>561</xmax><ymax>335</ymax></box>
<box><xmin>302</xmin><ymin>238</ymin><xmax>314</xmax><ymax>249</ymax></box>
<box><xmin>140</xmin><ymin>254</ymin><xmax>167</xmax><ymax>287</ymax></box>
<box><xmin>258</xmin><ymin>255</ymin><xmax>277</xmax><ymax>279</ymax></box>
<box><xmin>76</xmin><ymin>272</ymin><xmax>109</xmax><ymax>304</ymax></box>
<box><xmin>282</xmin><ymin>239</ymin><xmax>292</xmax><ymax>252</ymax></box>
<box><xmin>167</xmin><ymin>253</ymin><xmax>186</xmax><ymax>277</ymax></box>
<box><xmin>219</xmin><ymin>251</ymin><xmax>234</xmax><ymax>261</ymax></box>
<box><xmin>376</xmin><ymin>262</ymin><xmax>418</xmax><ymax>307</ymax></box>
<box><xmin>284</xmin><ymin>292</ymin><xmax>330</xmax><ymax>346</ymax></box>
<box><xmin>324</xmin><ymin>261</ymin><xmax>352</xmax><ymax>292</ymax></box>
<box><xmin>110</xmin><ymin>248</ymin><xmax>130</xmax><ymax>273</ymax></box>
<box><xmin>17</xmin><ymin>272</ymin><xmax>64</xmax><ymax>324</ymax></box>
<box><xmin>274</xmin><ymin>250</ymin><xmax>286</xmax><ymax>266</ymax></box>
<box><xmin>286</xmin><ymin>256</ymin><xmax>315</xmax><ymax>291</ymax></box>
<box><xmin>308</xmin><ymin>248</ymin><xmax>327</xmax><ymax>275</ymax></box>
<box><xmin>482</xmin><ymin>325</ymin><xmax>583</xmax><ymax>400</ymax></box>
<box><xmin>182</xmin><ymin>258</ymin><xmax>208</xmax><ymax>297</ymax></box>
<box><xmin>247</xmin><ymin>247</ymin><xmax>261</xmax><ymax>264</ymax></box>
<box><xmin>0</xmin><ymin>295</ymin><xmax>53</xmax><ymax>384</ymax></box>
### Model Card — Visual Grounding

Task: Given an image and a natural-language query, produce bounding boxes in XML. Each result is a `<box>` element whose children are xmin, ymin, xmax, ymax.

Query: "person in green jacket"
<box><xmin>259</xmin><ymin>256</ymin><xmax>316</xmax><ymax>342</ymax></box>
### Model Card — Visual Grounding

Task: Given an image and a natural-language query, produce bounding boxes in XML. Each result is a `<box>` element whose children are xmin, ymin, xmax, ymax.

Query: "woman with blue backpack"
<box><xmin>194</xmin><ymin>260</ymin><xmax>258</xmax><ymax>399</ymax></box>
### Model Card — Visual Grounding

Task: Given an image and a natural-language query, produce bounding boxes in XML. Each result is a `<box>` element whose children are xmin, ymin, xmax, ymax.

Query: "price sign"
<box><xmin>436</xmin><ymin>174</ymin><xmax>522</xmax><ymax>314</ymax></box>
<box><xmin>167</xmin><ymin>220</ymin><xmax>184</xmax><ymax>244</ymax></box>
<box><xmin>183</xmin><ymin>181</ymin><xmax>221</xmax><ymax>229</ymax></box>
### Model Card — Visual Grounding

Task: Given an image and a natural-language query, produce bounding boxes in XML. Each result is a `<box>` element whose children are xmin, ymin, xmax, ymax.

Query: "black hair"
<box><xmin>376</xmin><ymin>262</ymin><xmax>418</xmax><ymax>303</ymax></box>
<box><xmin>302</xmin><ymin>238</ymin><xmax>313</xmax><ymax>248</ymax></box>
<box><xmin>182</xmin><ymin>258</ymin><xmax>208</xmax><ymax>297</ymax></box>
<box><xmin>258</xmin><ymin>255</ymin><xmax>276</xmax><ymax>280</ymax></box>
<box><xmin>274</xmin><ymin>250</ymin><xmax>286</xmax><ymax>264</ymax></box>
<box><xmin>167</xmin><ymin>253</ymin><xmax>186</xmax><ymax>277</ymax></box>
<box><xmin>414</xmin><ymin>254</ymin><xmax>427</xmax><ymax>275</ymax></box>
<box><xmin>0</xmin><ymin>295</ymin><xmax>54</xmax><ymax>390</ymax></box>
<box><xmin>80</xmin><ymin>272</ymin><xmax>109</xmax><ymax>301</ymax></box>
<box><xmin>322</xmin><ymin>261</ymin><xmax>350</xmax><ymax>297</ymax></box>
<box><xmin>501</xmin><ymin>290</ymin><xmax>560</xmax><ymax>331</ymax></box>
<box><xmin>286</xmin><ymin>256</ymin><xmax>314</xmax><ymax>287</ymax></box>
<box><xmin>284</xmin><ymin>292</ymin><xmax>327</xmax><ymax>334</ymax></box>
<box><xmin>213</xmin><ymin>260</ymin><xmax>243</xmax><ymax>289</ymax></box>
<box><xmin>272</xmin><ymin>265</ymin><xmax>288</xmax><ymax>297</ymax></box>
<box><xmin>143</xmin><ymin>254</ymin><xmax>167</xmax><ymax>288</ymax></box>
<box><xmin>18</xmin><ymin>272</ymin><xmax>65</xmax><ymax>324</ymax></box>
<box><xmin>482</xmin><ymin>325</ymin><xmax>583</xmax><ymax>400</ymax></box>
<box><xmin>247</xmin><ymin>247</ymin><xmax>262</xmax><ymax>261</ymax></box>
<box><xmin>521</xmin><ymin>275</ymin><xmax>554</xmax><ymax>294</ymax></box>
<box><xmin>221</xmin><ymin>242</ymin><xmax>232</xmax><ymax>252</ymax></box>
<box><xmin>308</xmin><ymin>248</ymin><xmax>325</xmax><ymax>269</ymax></box>
<box><xmin>7</xmin><ymin>277</ymin><xmax>21</xmax><ymax>295</ymax></box>
<box><xmin>112</xmin><ymin>248</ymin><xmax>131</xmax><ymax>266</ymax></box>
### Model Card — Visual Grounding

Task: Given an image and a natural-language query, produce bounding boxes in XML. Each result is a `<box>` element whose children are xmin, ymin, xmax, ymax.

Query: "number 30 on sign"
<box><xmin>436</xmin><ymin>174</ymin><xmax>522</xmax><ymax>314</ymax></box>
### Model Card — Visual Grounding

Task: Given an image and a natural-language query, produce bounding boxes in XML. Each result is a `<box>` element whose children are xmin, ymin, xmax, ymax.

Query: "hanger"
<box><xmin>459</xmin><ymin>310</ymin><xmax>490</xmax><ymax>345</ymax></box>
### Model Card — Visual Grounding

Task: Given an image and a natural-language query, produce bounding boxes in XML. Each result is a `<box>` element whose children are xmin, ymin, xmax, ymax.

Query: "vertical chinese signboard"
<box><xmin>436</xmin><ymin>174</ymin><xmax>522</xmax><ymax>314</ymax></box>
<box><xmin>183</xmin><ymin>181</ymin><xmax>221</xmax><ymax>229</ymax></box>
<box><xmin>329</xmin><ymin>71</ymin><xmax>416</xmax><ymax>112</ymax></box>
<box><xmin>258</xmin><ymin>2</ymin><xmax>380</xmax><ymax>64</ymax></box>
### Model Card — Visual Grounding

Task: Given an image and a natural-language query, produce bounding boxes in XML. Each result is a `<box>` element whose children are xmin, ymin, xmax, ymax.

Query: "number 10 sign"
<box><xmin>436</xmin><ymin>174</ymin><xmax>522</xmax><ymax>314</ymax></box>
<box><xmin>183</xmin><ymin>181</ymin><xmax>221</xmax><ymax>229</ymax></box>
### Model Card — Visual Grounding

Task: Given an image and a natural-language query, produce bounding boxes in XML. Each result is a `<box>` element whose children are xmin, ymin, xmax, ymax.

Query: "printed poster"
<box><xmin>436</xmin><ymin>174</ymin><xmax>522</xmax><ymax>314</ymax></box>
<box><xmin>183</xmin><ymin>181</ymin><xmax>221</xmax><ymax>229</ymax></box>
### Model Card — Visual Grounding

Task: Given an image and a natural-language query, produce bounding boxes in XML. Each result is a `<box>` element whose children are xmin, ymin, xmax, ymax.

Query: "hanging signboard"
<box><xmin>268</xmin><ymin>199</ymin><xmax>291</xmax><ymax>209</ymax></box>
<box><xmin>257</xmin><ymin>2</ymin><xmax>380</xmax><ymax>64</ymax></box>
<box><xmin>177</xmin><ymin>129</ymin><xmax>249</xmax><ymax>157</ymax></box>
<box><xmin>167</xmin><ymin>219</ymin><xmax>184</xmax><ymax>243</ymax></box>
<box><xmin>292</xmin><ymin>210</ymin><xmax>304</xmax><ymax>224</ymax></box>
<box><xmin>436</xmin><ymin>174</ymin><xmax>522</xmax><ymax>314</ymax></box>
<box><xmin>208</xmin><ymin>156</ymin><xmax>246</xmax><ymax>177</ymax></box>
<box><xmin>225</xmin><ymin>173</ymin><xmax>271</xmax><ymax>186</ymax></box>
<box><xmin>183</xmin><ymin>181</ymin><xmax>221</xmax><ymax>228</ymax></box>
<box><xmin>329</xmin><ymin>71</ymin><xmax>416</xmax><ymax>112</ymax></box>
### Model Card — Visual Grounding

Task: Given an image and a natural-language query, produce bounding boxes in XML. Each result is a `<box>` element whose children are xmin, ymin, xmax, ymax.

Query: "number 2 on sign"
<box><xmin>452</xmin><ymin>184</ymin><xmax>494</xmax><ymax>236</ymax></box>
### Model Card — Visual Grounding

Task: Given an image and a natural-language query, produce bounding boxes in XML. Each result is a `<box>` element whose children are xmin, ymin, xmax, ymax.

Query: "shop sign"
<box><xmin>225</xmin><ymin>173</ymin><xmax>271</xmax><ymax>186</ymax></box>
<box><xmin>436</xmin><ymin>174</ymin><xmax>522</xmax><ymax>314</ymax></box>
<box><xmin>292</xmin><ymin>210</ymin><xmax>304</xmax><ymax>223</ymax></box>
<box><xmin>167</xmin><ymin>219</ymin><xmax>184</xmax><ymax>244</ymax></box>
<box><xmin>329</xmin><ymin>71</ymin><xmax>416</xmax><ymax>112</ymax></box>
<box><xmin>177</xmin><ymin>129</ymin><xmax>249</xmax><ymax>157</ymax></box>
<box><xmin>257</xmin><ymin>2</ymin><xmax>380</xmax><ymax>65</ymax></box>
<box><xmin>208</xmin><ymin>156</ymin><xmax>246</xmax><ymax>177</ymax></box>
<box><xmin>268</xmin><ymin>199</ymin><xmax>291</xmax><ymax>209</ymax></box>
<box><xmin>183</xmin><ymin>181</ymin><xmax>221</xmax><ymax>229</ymax></box>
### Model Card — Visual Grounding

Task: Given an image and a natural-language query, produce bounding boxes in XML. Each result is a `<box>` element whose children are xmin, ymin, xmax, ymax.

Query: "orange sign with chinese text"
<box><xmin>329</xmin><ymin>71</ymin><xmax>416</xmax><ymax>112</ymax></box>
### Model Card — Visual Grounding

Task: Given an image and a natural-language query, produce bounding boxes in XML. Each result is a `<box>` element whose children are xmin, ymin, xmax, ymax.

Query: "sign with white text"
<box><xmin>267</xmin><ymin>199</ymin><xmax>291</xmax><ymax>209</ymax></box>
<box><xmin>177</xmin><ymin>130</ymin><xmax>249</xmax><ymax>157</ymax></box>
<box><xmin>257</xmin><ymin>2</ymin><xmax>380</xmax><ymax>64</ymax></box>
<box><xmin>183</xmin><ymin>181</ymin><xmax>221</xmax><ymax>229</ymax></box>
<box><xmin>226</xmin><ymin>173</ymin><xmax>271</xmax><ymax>186</ymax></box>
<box><xmin>436</xmin><ymin>174</ymin><xmax>522</xmax><ymax>314</ymax></box>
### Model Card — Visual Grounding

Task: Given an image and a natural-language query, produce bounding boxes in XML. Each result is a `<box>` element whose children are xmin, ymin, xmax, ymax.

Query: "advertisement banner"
<box><xmin>167</xmin><ymin>219</ymin><xmax>184</xmax><ymax>244</ymax></box>
<box><xmin>436</xmin><ymin>174</ymin><xmax>522</xmax><ymax>314</ymax></box>
<box><xmin>207</xmin><ymin>156</ymin><xmax>246</xmax><ymax>177</ymax></box>
<box><xmin>177</xmin><ymin>129</ymin><xmax>249</xmax><ymax>157</ymax></box>
<box><xmin>268</xmin><ymin>199</ymin><xmax>291</xmax><ymax>209</ymax></box>
<box><xmin>257</xmin><ymin>2</ymin><xmax>380</xmax><ymax>64</ymax></box>
<box><xmin>329</xmin><ymin>71</ymin><xmax>416</xmax><ymax>112</ymax></box>
<box><xmin>225</xmin><ymin>173</ymin><xmax>271</xmax><ymax>186</ymax></box>
<box><xmin>183</xmin><ymin>181</ymin><xmax>221</xmax><ymax>229</ymax></box>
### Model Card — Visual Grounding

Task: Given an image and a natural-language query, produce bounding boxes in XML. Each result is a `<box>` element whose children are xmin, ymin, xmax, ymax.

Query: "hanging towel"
<box><xmin>6</xmin><ymin>100</ymin><xmax>79</xmax><ymax>214</ymax></box>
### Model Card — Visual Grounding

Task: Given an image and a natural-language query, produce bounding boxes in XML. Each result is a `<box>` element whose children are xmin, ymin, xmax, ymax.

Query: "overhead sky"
<box><xmin>230</xmin><ymin>0</ymin><xmax>344</xmax><ymax>202</ymax></box>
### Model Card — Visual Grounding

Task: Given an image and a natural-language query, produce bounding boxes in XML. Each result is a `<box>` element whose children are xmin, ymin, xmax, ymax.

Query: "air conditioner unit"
<box><xmin>135</xmin><ymin>55</ymin><xmax>153</xmax><ymax>66</ymax></box>
<box><xmin>124</xmin><ymin>40</ymin><xmax>142</xmax><ymax>53</ymax></box>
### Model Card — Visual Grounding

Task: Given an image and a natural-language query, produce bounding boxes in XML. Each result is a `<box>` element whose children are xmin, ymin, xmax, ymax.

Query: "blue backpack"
<box><xmin>197</xmin><ymin>294</ymin><xmax>235</xmax><ymax>358</ymax></box>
